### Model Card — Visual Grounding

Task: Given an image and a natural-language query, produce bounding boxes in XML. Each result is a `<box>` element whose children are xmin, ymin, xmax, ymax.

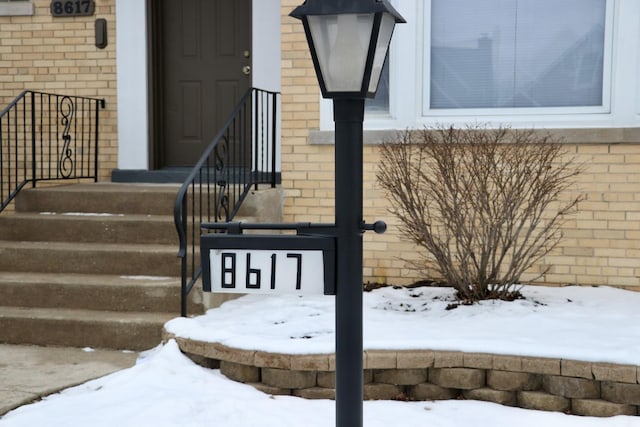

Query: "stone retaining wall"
<box><xmin>168</xmin><ymin>335</ymin><xmax>640</xmax><ymax>417</ymax></box>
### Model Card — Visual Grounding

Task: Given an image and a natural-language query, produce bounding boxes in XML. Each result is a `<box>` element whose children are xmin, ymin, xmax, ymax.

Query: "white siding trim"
<box><xmin>115</xmin><ymin>0</ymin><xmax>149</xmax><ymax>169</ymax></box>
<box><xmin>253</xmin><ymin>0</ymin><xmax>281</xmax><ymax>92</ymax></box>
<box><xmin>0</xmin><ymin>2</ymin><xmax>34</xmax><ymax>16</ymax></box>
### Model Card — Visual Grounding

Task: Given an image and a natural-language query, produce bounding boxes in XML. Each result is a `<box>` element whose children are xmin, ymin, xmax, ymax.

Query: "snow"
<box><xmin>39</xmin><ymin>212</ymin><xmax>125</xmax><ymax>217</ymax></box>
<box><xmin>165</xmin><ymin>285</ymin><xmax>640</xmax><ymax>365</ymax></box>
<box><xmin>1</xmin><ymin>285</ymin><xmax>640</xmax><ymax>427</ymax></box>
<box><xmin>120</xmin><ymin>275</ymin><xmax>175</xmax><ymax>281</ymax></box>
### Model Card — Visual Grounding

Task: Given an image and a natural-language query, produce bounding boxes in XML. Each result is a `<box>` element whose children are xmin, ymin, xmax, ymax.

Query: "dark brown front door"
<box><xmin>155</xmin><ymin>0</ymin><xmax>252</xmax><ymax>167</ymax></box>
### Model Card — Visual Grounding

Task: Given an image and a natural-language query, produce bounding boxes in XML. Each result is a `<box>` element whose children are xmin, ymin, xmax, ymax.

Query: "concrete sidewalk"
<box><xmin>0</xmin><ymin>344</ymin><xmax>138</xmax><ymax>416</ymax></box>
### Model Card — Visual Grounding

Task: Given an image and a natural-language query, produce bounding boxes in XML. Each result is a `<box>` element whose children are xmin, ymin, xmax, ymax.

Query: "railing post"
<box><xmin>30</xmin><ymin>92</ymin><xmax>36</xmax><ymax>187</ymax></box>
<box><xmin>271</xmin><ymin>92</ymin><xmax>277</xmax><ymax>188</ymax></box>
<box><xmin>180</xmin><ymin>194</ymin><xmax>188</xmax><ymax>317</ymax></box>
<box><xmin>0</xmin><ymin>113</ymin><xmax>3</xmax><ymax>203</ymax></box>
<box><xmin>94</xmin><ymin>99</ymin><xmax>103</xmax><ymax>182</ymax></box>
<box><xmin>253</xmin><ymin>89</ymin><xmax>259</xmax><ymax>191</ymax></box>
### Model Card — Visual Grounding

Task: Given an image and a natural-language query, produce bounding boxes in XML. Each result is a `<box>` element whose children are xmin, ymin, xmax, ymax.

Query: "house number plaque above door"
<box><xmin>50</xmin><ymin>0</ymin><xmax>95</xmax><ymax>17</ymax></box>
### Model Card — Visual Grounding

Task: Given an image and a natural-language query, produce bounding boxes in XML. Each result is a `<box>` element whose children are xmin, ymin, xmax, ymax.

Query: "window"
<box><xmin>365</xmin><ymin>59</ymin><xmax>390</xmax><ymax>114</ymax></box>
<box><xmin>427</xmin><ymin>0</ymin><xmax>610</xmax><ymax>112</ymax></box>
<box><xmin>318</xmin><ymin>0</ymin><xmax>640</xmax><ymax>133</ymax></box>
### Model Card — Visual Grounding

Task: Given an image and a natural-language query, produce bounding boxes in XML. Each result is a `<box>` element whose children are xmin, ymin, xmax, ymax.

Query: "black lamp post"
<box><xmin>290</xmin><ymin>2</ymin><xmax>405</xmax><ymax>426</ymax></box>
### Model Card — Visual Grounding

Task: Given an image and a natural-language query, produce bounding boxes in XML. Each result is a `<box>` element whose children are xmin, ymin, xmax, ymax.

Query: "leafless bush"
<box><xmin>377</xmin><ymin>125</ymin><xmax>582</xmax><ymax>302</ymax></box>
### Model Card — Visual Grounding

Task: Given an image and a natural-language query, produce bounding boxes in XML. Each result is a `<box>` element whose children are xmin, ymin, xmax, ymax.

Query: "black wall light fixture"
<box><xmin>95</xmin><ymin>18</ymin><xmax>107</xmax><ymax>49</ymax></box>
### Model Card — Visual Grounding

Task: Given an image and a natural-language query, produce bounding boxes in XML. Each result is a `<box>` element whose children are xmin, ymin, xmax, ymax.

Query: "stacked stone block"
<box><xmin>168</xmin><ymin>334</ymin><xmax>640</xmax><ymax>417</ymax></box>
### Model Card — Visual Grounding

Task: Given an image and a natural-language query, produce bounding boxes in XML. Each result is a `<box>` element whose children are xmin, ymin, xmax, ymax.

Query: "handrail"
<box><xmin>174</xmin><ymin>87</ymin><xmax>280</xmax><ymax>316</ymax></box>
<box><xmin>0</xmin><ymin>91</ymin><xmax>105</xmax><ymax>211</ymax></box>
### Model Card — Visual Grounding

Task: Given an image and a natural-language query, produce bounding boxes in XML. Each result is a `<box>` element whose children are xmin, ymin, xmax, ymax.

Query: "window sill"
<box><xmin>309</xmin><ymin>129</ymin><xmax>401</xmax><ymax>145</ymax></box>
<box><xmin>309</xmin><ymin>128</ymin><xmax>640</xmax><ymax>145</ymax></box>
<box><xmin>0</xmin><ymin>3</ymin><xmax>34</xmax><ymax>16</ymax></box>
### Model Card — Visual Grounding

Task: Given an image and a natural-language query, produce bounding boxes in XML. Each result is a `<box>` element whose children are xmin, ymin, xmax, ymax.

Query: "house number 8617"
<box><xmin>50</xmin><ymin>0</ymin><xmax>95</xmax><ymax>17</ymax></box>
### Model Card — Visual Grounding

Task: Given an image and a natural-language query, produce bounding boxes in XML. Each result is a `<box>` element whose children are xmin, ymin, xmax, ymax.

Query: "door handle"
<box><xmin>242</xmin><ymin>66</ymin><xmax>251</xmax><ymax>75</ymax></box>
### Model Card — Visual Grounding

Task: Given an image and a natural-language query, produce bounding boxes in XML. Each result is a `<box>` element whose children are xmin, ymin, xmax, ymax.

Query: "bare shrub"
<box><xmin>377</xmin><ymin>125</ymin><xmax>582</xmax><ymax>302</ymax></box>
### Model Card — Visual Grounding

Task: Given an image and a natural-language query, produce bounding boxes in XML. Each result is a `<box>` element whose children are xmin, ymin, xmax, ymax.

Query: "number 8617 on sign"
<box><xmin>211</xmin><ymin>249</ymin><xmax>323</xmax><ymax>294</ymax></box>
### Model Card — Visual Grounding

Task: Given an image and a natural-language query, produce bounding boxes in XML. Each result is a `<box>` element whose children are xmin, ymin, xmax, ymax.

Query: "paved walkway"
<box><xmin>0</xmin><ymin>344</ymin><xmax>138</xmax><ymax>416</ymax></box>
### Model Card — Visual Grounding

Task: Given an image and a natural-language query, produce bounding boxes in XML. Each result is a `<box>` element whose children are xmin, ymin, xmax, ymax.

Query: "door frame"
<box><xmin>115</xmin><ymin>0</ymin><xmax>281</xmax><ymax>172</ymax></box>
<box><xmin>148</xmin><ymin>0</ymin><xmax>165</xmax><ymax>170</ymax></box>
<box><xmin>148</xmin><ymin>0</ymin><xmax>256</xmax><ymax>170</ymax></box>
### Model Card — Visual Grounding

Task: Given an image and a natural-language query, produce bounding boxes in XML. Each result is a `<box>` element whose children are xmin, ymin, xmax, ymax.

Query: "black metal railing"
<box><xmin>174</xmin><ymin>88</ymin><xmax>280</xmax><ymax>316</ymax></box>
<box><xmin>0</xmin><ymin>91</ymin><xmax>105</xmax><ymax>211</ymax></box>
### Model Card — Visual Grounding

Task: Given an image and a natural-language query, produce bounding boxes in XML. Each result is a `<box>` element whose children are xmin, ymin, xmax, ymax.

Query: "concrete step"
<box><xmin>0</xmin><ymin>241</ymin><xmax>180</xmax><ymax>276</ymax></box>
<box><xmin>0</xmin><ymin>182</ymin><xmax>283</xmax><ymax>350</ymax></box>
<box><xmin>0</xmin><ymin>212</ymin><xmax>176</xmax><ymax>245</ymax></box>
<box><xmin>15</xmin><ymin>183</ymin><xmax>180</xmax><ymax>215</ymax></box>
<box><xmin>15</xmin><ymin>183</ymin><xmax>282</xmax><ymax>218</ymax></box>
<box><xmin>0</xmin><ymin>306</ymin><xmax>174</xmax><ymax>350</ymax></box>
<box><xmin>0</xmin><ymin>272</ymin><xmax>193</xmax><ymax>313</ymax></box>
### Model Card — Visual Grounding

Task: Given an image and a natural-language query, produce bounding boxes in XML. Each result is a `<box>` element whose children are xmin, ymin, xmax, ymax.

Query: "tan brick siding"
<box><xmin>280</xmin><ymin>3</ymin><xmax>640</xmax><ymax>289</ymax></box>
<box><xmin>0</xmin><ymin>0</ymin><xmax>117</xmax><ymax>181</ymax></box>
<box><xmin>2</xmin><ymin>2</ymin><xmax>636</xmax><ymax>289</ymax></box>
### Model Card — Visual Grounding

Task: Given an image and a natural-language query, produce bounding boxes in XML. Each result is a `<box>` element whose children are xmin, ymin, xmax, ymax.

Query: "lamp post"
<box><xmin>290</xmin><ymin>2</ymin><xmax>405</xmax><ymax>426</ymax></box>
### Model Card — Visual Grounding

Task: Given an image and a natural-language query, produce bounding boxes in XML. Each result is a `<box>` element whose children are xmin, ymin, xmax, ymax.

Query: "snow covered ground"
<box><xmin>1</xmin><ymin>285</ymin><xmax>640</xmax><ymax>427</ymax></box>
<box><xmin>165</xmin><ymin>285</ymin><xmax>640</xmax><ymax>365</ymax></box>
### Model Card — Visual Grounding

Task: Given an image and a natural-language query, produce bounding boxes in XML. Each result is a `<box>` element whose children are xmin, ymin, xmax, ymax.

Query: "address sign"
<box><xmin>50</xmin><ymin>0</ymin><xmax>95</xmax><ymax>17</ymax></box>
<box><xmin>201</xmin><ymin>235</ymin><xmax>336</xmax><ymax>295</ymax></box>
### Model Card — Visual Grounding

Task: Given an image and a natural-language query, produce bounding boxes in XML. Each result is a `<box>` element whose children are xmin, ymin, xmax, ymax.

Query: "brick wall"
<box><xmin>0</xmin><ymin>0</ymin><xmax>117</xmax><ymax>181</ymax></box>
<box><xmin>280</xmin><ymin>4</ymin><xmax>640</xmax><ymax>289</ymax></box>
<box><xmin>280</xmin><ymin>0</ymin><xmax>326</xmax><ymax>224</ymax></box>
<box><xmin>2</xmin><ymin>2</ymin><xmax>636</xmax><ymax>289</ymax></box>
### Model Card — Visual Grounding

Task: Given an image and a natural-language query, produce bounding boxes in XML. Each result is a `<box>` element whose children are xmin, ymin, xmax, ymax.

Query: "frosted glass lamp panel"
<box><xmin>308</xmin><ymin>14</ymin><xmax>374</xmax><ymax>92</ymax></box>
<box><xmin>368</xmin><ymin>13</ymin><xmax>396</xmax><ymax>94</ymax></box>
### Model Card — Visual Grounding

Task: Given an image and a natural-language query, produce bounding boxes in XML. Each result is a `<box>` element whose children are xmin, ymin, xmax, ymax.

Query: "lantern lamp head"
<box><xmin>290</xmin><ymin>0</ymin><xmax>406</xmax><ymax>99</ymax></box>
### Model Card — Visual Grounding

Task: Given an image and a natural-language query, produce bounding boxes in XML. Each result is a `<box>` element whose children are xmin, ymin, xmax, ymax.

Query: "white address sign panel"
<box><xmin>210</xmin><ymin>249</ymin><xmax>325</xmax><ymax>294</ymax></box>
<box><xmin>201</xmin><ymin>234</ymin><xmax>336</xmax><ymax>295</ymax></box>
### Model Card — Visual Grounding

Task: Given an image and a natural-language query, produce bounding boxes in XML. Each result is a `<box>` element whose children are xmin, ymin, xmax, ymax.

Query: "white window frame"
<box><xmin>423</xmin><ymin>0</ymin><xmax>614</xmax><ymax>117</ymax></box>
<box><xmin>318</xmin><ymin>0</ymin><xmax>640</xmax><ymax>132</ymax></box>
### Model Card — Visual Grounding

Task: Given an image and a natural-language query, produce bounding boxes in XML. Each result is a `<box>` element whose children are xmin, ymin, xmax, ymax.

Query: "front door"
<box><xmin>155</xmin><ymin>0</ymin><xmax>252</xmax><ymax>167</ymax></box>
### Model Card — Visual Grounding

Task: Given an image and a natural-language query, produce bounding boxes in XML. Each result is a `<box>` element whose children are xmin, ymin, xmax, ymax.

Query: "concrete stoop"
<box><xmin>0</xmin><ymin>182</ymin><xmax>283</xmax><ymax>351</ymax></box>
